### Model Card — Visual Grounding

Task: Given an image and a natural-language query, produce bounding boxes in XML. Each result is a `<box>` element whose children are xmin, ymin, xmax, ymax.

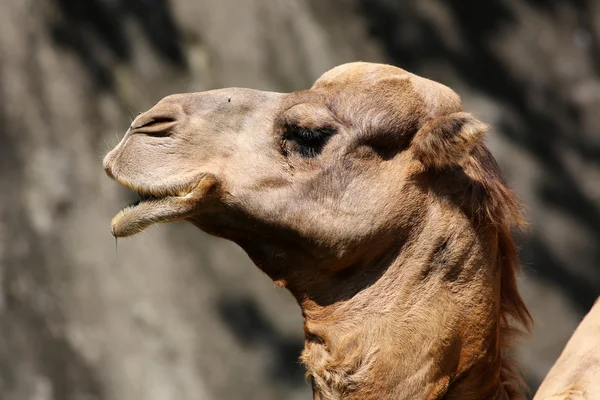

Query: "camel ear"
<box><xmin>411</xmin><ymin>112</ymin><xmax>488</xmax><ymax>168</ymax></box>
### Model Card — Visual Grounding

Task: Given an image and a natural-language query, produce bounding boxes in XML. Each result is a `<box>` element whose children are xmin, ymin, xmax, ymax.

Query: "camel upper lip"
<box><xmin>114</xmin><ymin>175</ymin><xmax>194</xmax><ymax>201</ymax></box>
<box><xmin>124</xmin><ymin>187</ymin><xmax>189</xmax><ymax>211</ymax></box>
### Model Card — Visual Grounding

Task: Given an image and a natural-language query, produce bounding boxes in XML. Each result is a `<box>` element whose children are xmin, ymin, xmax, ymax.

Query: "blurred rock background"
<box><xmin>0</xmin><ymin>0</ymin><xmax>598</xmax><ymax>399</ymax></box>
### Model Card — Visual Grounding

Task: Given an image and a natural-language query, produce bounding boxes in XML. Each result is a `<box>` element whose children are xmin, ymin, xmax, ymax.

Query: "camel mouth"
<box><xmin>126</xmin><ymin>191</ymin><xmax>169</xmax><ymax>208</ymax></box>
<box><xmin>110</xmin><ymin>178</ymin><xmax>206</xmax><ymax>238</ymax></box>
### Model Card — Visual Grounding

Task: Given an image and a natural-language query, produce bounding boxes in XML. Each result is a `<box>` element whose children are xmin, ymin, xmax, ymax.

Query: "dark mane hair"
<box><xmin>463</xmin><ymin>144</ymin><xmax>533</xmax><ymax>398</ymax></box>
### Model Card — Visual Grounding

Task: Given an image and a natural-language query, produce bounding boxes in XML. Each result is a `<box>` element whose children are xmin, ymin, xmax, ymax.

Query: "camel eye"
<box><xmin>284</xmin><ymin>125</ymin><xmax>336</xmax><ymax>158</ymax></box>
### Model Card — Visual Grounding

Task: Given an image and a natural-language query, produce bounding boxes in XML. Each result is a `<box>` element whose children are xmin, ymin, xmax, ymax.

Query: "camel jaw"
<box><xmin>110</xmin><ymin>174</ymin><xmax>215</xmax><ymax>238</ymax></box>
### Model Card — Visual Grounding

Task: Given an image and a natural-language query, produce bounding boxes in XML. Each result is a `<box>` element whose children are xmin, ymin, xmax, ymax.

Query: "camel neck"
<box><xmin>294</xmin><ymin>227</ymin><xmax>510</xmax><ymax>400</ymax></box>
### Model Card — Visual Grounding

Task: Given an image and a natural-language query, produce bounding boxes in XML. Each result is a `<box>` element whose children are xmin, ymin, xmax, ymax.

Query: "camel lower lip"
<box><xmin>111</xmin><ymin>195</ymin><xmax>190</xmax><ymax>237</ymax></box>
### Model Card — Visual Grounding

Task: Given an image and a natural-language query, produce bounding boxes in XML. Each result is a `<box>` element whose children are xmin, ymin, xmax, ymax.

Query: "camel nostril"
<box><xmin>130</xmin><ymin>115</ymin><xmax>178</xmax><ymax>137</ymax></box>
<box><xmin>134</xmin><ymin>115</ymin><xmax>177</xmax><ymax>129</ymax></box>
<box><xmin>130</xmin><ymin>103</ymin><xmax>182</xmax><ymax>136</ymax></box>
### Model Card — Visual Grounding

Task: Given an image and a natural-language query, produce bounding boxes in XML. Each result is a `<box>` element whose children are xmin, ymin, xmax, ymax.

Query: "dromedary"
<box><xmin>534</xmin><ymin>298</ymin><xmax>600</xmax><ymax>400</ymax></box>
<box><xmin>103</xmin><ymin>62</ymin><xmax>534</xmax><ymax>399</ymax></box>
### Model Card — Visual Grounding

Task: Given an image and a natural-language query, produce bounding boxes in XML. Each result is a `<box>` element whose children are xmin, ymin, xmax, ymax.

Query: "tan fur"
<box><xmin>534</xmin><ymin>298</ymin><xmax>600</xmax><ymax>400</ymax></box>
<box><xmin>104</xmin><ymin>62</ymin><xmax>532</xmax><ymax>399</ymax></box>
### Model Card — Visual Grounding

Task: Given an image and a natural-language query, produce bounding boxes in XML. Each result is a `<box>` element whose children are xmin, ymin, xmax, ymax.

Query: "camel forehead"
<box><xmin>313</xmin><ymin>62</ymin><xmax>463</xmax><ymax>118</ymax></box>
<box><xmin>312</xmin><ymin>62</ymin><xmax>411</xmax><ymax>88</ymax></box>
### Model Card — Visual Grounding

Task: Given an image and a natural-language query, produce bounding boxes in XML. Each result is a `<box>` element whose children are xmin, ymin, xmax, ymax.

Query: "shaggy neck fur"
<box><xmin>296</xmin><ymin>233</ymin><xmax>516</xmax><ymax>399</ymax></box>
<box><xmin>291</xmin><ymin>156</ymin><xmax>532</xmax><ymax>400</ymax></box>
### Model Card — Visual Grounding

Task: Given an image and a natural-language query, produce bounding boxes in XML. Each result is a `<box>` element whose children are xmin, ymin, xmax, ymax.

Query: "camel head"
<box><xmin>104</xmin><ymin>62</ymin><xmax>486</xmax><ymax>277</ymax></box>
<box><xmin>104</xmin><ymin>62</ymin><xmax>531</xmax><ymax>399</ymax></box>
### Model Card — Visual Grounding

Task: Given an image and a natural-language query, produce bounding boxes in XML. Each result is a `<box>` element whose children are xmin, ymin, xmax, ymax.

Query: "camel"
<box><xmin>103</xmin><ymin>62</ymin><xmax>535</xmax><ymax>399</ymax></box>
<box><xmin>533</xmin><ymin>298</ymin><xmax>600</xmax><ymax>400</ymax></box>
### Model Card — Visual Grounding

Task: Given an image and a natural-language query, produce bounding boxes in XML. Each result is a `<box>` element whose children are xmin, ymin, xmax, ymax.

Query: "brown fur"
<box><xmin>104</xmin><ymin>62</ymin><xmax>532</xmax><ymax>399</ymax></box>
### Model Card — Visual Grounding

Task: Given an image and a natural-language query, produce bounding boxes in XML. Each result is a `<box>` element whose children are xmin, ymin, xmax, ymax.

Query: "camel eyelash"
<box><xmin>283</xmin><ymin>125</ymin><xmax>337</xmax><ymax>158</ymax></box>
